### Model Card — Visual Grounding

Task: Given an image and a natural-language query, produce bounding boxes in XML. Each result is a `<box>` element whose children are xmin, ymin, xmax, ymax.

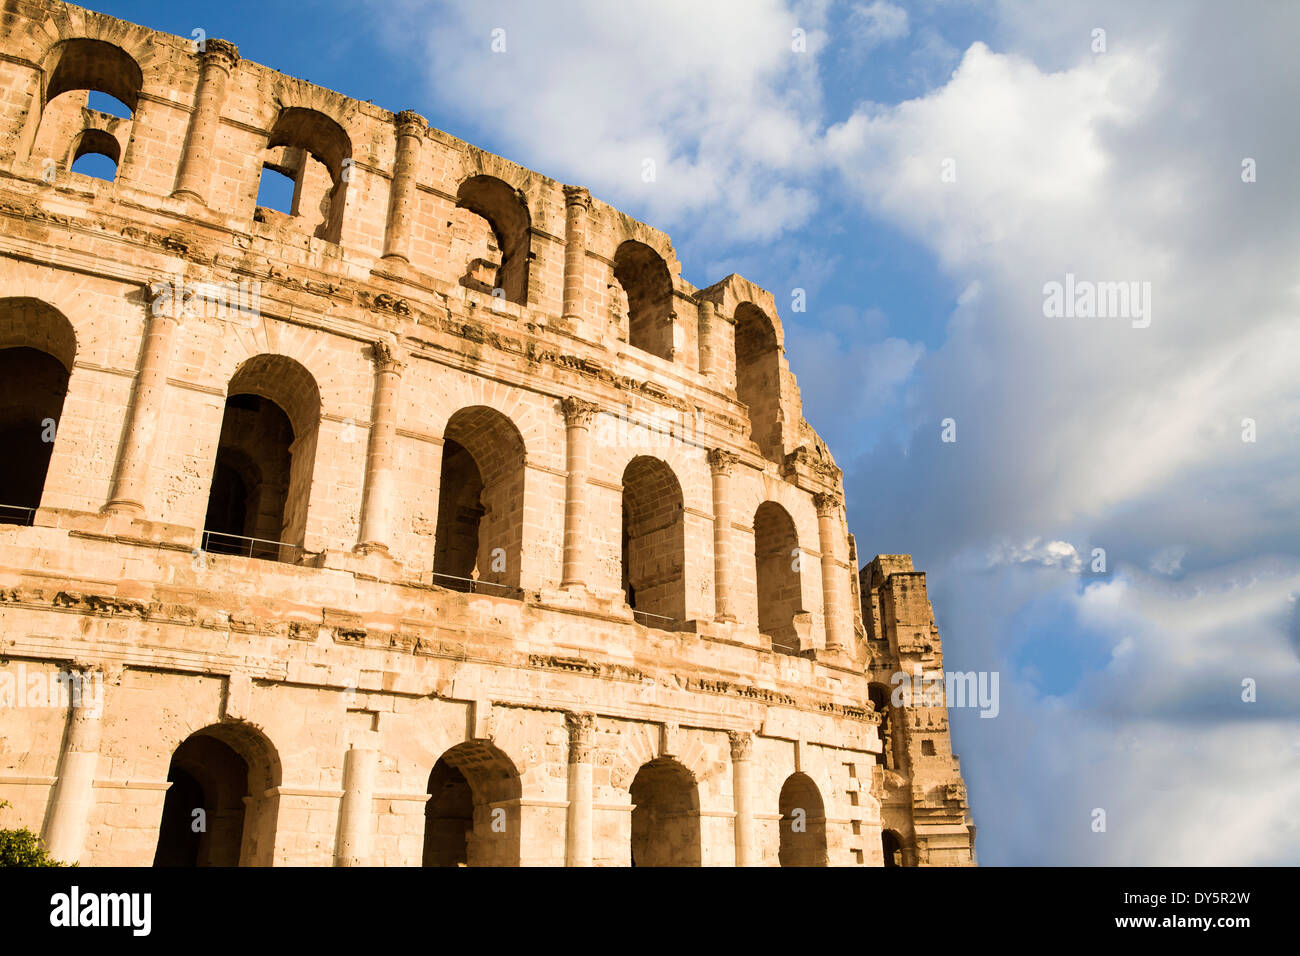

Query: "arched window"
<box><xmin>869</xmin><ymin>683</ymin><xmax>901</xmax><ymax>770</ymax></box>
<box><xmin>432</xmin><ymin>406</ymin><xmax>526</xmax><ymax>595</ymax></box>
<box><xmin>754</xmin><ymin>501</ymin><xmax>804</xmax><ymax>654</ymax></box>
<box><xmin>882</xmin><ymin>829</ymin><xmax>905</xmax><ymax>867</ymax></box>
<box><xmin>202</xmin><ymin>355</ymin><xmax>320</xmax><ymax>561</ymax></box>
<box><xmin>28</xmin><ymin>39</ymin><xmax>141</xmax><ymax>179</ymax></box>
<box><xmin>152</xmin><ymin>722</ymin><xmax>281</xmax><ymax>867</ymax></box>
<box><xmin>629</xmin><ymin>757</ymin><xmax>700</xmax><ymax>867</ymax></box>
<box><xmin>453</xmin><ymin>175</ymin><xmax>531</xmax><ymax>305</ymax></box>
<box><xmin>68</xmin><ymin>127</ymin><xmax>120</xmax><ymax>181</ymax></box>
<box><xmin>613</xmin><ymin>240</ymin><xmax>674</xmax><ymax>361</ymax></box>
<box><xmin>734</xmin><ymin>302</ymin><xmax>782</xmax><ymax>462</ymax></box>
<box><xmin>0</xmin><ymin>298</ymin><xmax>76</xmax><ymax>525</ymax></box>
<box><xmin>423</xmin><ymin>741</ymin><xmax>522</xmax><ymax>867</ymax></box>
<box><xmin>778</xmin><ymin>772</ymin><xmax>828</xmax><ymax>866</ymax></box>
<box><xmin>621</xmin><ymin>456</ymin><xmax>685</xmax><ymax>629</ymax></box>
<box><xmin>255</xmin><ymin>108</ymin><xmax>352</xmax><ymax>243</ymax></box>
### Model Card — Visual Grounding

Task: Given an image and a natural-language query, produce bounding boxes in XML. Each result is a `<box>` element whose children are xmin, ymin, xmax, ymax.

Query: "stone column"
<box><xmin>173</xmin><ymin>39</ymin><xmax>240</xmax><ymax>204</ymax></box>
<box><xmin>815</xmin><ymin>492</ymin><xmax>849</xmax><ymax>654</ymax></box>
<box><xmin>43</xmin><ymin>670</ymin><xmax>104</xmax><ymax>864</ymax></box>
<box><xmin>708</xmin><ymin>448</ymin><xmax>741</xmax><ymax>621</ymax></box>
<box><xmin>561</xmin><ymin>397</ymin><xmax>600</xmax><ymax>588</ymax></box>
<box><xmin>561</xmin><ymin>186</ymin><xmax>591</xmax><ymax>325</ymax></box>
<box><xmin>729</xmin><ymin>731</ymin><xmax>756</xmax><ymax>867</ymax></box>
<box><xmin>104</xmin><ymin>293</ymin><xmax>179</xmax><ymax>515</ymax></box>
<box><xmin>381</xmin><ymin>111</ymin><xmax>427</xmax><ymax>263</ymax></box>
<box><xmin>335</xmin><ymin>745</ymin><xmax>376</xmax><ymax>866</ymax></box>
<box><xmin>356</xmin><ymin>339</ymin><xmax>405</xmax><ymax>554</ymax></box>
<box><xmin>697</xmin><ymin>299</ymin><xmax>716</xmax><ymax>379</ymax></box>
<box><xmin>565</xmin><ymin>711</ymin><xmax>595</xmax><ymax>867</ymax></box>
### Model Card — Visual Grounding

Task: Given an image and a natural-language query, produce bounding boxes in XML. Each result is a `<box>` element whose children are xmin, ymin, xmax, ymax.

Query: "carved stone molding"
<box><xmin>707</xmin><ymin>447</ymin><xmax>741</xmax><ymax>476</ymax></box>
<box><xmin>728</xmin><ymin>730</ymin><xmax>753</xmax><ymax>762</ymax></box>
<box><xmin>563</xmin><ymin>185</ymin><xmax>592</xmax><ymax>211</ymax></box>
<box><xmin>561</xmin><ymin>396</ymin><xmax>601</xmax><ymax>429</ymax></box>
<box><xmin>201</xmin><ymin>38</ymin><xmax>240</xmax><ymax>70</ymax></box>
<box><xmin>565</xmin><ymin>711</ymin><xmax>596</xmax><ymax>763</ymax></box>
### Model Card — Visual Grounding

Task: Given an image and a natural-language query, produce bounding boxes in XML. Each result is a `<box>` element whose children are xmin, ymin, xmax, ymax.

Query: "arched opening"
<box><xmin>69</xmin><ymin>127</ymin><xmax>120</xmax><ymax>181</ymax></box>
<box><xmin>422</xmin><ymin>741</ymin><xmax>522</xmax><ymax>867</ymax></box>
<box><xmin>882</xmin><ymin>829</ymin><xmax>904</xmax><ymax>867</ymax></box>
<box><xmin>0</xmin><ymin>298</ymin><xmax>76</xmax><ymax>524</ymax></box>
<box><xmin>255</xmin><ymin>107</ymin><xmax>352</xmax><ymax>243</ymax></box>
<box><xmin>28</xmin><ymin>39</ymin><xmax>141</xmax><ymax>173</ymax></box>
<box><xmin>734</xmin><ymin>302</ymin><xmax>782</xmax><ymax>462</ymax></box>
<box><xmin>432</xmin><ymin>406</ymin><xmax>526</xmax><ymax>595</ymax></box>
<box><xmin>621</xmin><ymin>456</ymin><xmax>685</xmax><ymax>628</ymax></box>
<box><xmin>203</xmin><ymin>355</ymin><xmax>320</xmax><ymax>561</ymax></box>
<box><xmin>754</xmin><ymin>501</ymin><xmax>804</xmax><ymax>654</ymax></box>
<box><xmin>629</xmin><ymin>757</ymin><xmax>700</xmax><ymax>867</ymax></box>
<box><xmin>153</xmin><ymin>722</ymin><xmax>280</xmax><ymax>867</ymax></box>
<box><xmin>778</xmin><ymin>772</ymin><xmax>828</xmax><ymax>867</ymax></box>
<box><xmin>869</xmin><ymin>683</ymin><xmax>901</xmax><ymax>771</ymax></box>
<box><xmin>614</xmin><ymin>240</ymin><xmax>674</xmax><ymax>361</ymax></box>
<box><xmin>453</xmin><ymin>175</ymin><xmax>531</xmax><ymax>305</ymax></box>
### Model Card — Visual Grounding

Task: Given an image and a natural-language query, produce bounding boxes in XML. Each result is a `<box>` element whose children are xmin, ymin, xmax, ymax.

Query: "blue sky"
<box><xmin>91</xmin><ymin>0</ymin><xmax>1300</xmax><ymax>864</ymax></box>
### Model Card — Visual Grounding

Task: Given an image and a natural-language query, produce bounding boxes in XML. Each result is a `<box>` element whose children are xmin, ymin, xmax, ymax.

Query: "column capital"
<box><xmin>561</xmin><ymin>396</ymin><xmax>600</xmax><ymax>429</ymax></box>
<box><xmin>369</xmin><ymin>338</ymin><xmax>406</xmax><ymax>374</ymax></box>
<box><xmin>708</xmin><ymin>447</ymin><xmax>742</xmax><ymax>476</ymax></box>
<box><xmin>728</xmin><ymin>730</ymin><xmax>753</xmax><ymax>761</ymax></box>
<box><xmin>813</xmin><ymin>490</ymin><xmax>843</xmax><ymax>515</ymax></box>
<box><xmin>200</xmin><ymin>38</ymin><xmax>240</xmax><ymax>70</ymax></box>
<box><xmin>565</xmin><ymin>711</ymin><xmax>597</xmax><ymax>762</ymax></box>
<box><xmin>394</xmin><ymin>110</ymin><xmax>428</xmax><ymax>137</ymax></box>
<box><xmin>563</xmin><ymin>184</ymin><xmax>592</xmax><ymax>211</ymax></box>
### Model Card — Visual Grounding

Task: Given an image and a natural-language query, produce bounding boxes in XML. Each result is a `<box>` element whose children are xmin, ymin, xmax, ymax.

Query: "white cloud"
<box><xmin>847</xmin><ymin>1</ymin><xmax>910</xmax><ymax>51</ymax></box>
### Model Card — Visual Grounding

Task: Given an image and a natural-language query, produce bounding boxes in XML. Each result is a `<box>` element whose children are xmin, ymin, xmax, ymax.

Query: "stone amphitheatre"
<box><xmin>0</xmin><ymin>0</ymin><xmax>975</xmax><ymax>866</ymax></box>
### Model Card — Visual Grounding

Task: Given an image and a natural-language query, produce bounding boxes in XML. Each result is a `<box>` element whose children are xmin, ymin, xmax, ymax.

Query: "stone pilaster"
<box><xmin>565</xmin><ymin>711</ymin><xmax>596</xmax><ymax>867</ymax></box>
<box><xmin>173</xmin><ymin>39</ymin><xmax>240</xmax><ymax>203</ymax></box>
<box><xmin>381</xmin><ymin>110</ymin><xmax>427</xmax><ymax>263</ymax></box>
<box><xmin>815</xmin><ymin>492</ymin><xmax>849</xmax><ymax>654</ymax></box>
<box><xmin>561</xmin><ymin>397</ymin><xmax>600</xmax><ymax>588</ymax></box>
<box><xmin>356</xmin><ymin>339</ymin><xmax>405</xmax><ymax>554</ymax></box>
<box><xmin>708</xmin><ymin>448</ymin><xmax>741</xmax><ymax>621</ymax></box>
<box><xmin>334</xmin><ymin>745</ymin><xmax>376</xmax><ymax>866</ymax></box>
<box><xmin>104</xmin><ymin>292</ymin><xmax>179</xmax><ymax>515</ymax></box>
<box><xmin>42</xmin><ymin>668</ymin><xmax>104</xmax><ymax>864</ymax></box>
<box><xmin>729</xmin><ymin>731</ymin><xmax>756</xmax><ymax>866</ymax></box>
<box><xmin>561</xmin><ymin>186</ymin><xmax>591</xmax><ymax>325</ymax></box>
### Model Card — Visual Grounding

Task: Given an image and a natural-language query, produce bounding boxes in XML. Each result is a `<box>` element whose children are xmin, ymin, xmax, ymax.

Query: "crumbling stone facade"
<box><xmin>0</xmin><ymin>1</ymin><xmax>975</xmax><ymax>866</ymax></box>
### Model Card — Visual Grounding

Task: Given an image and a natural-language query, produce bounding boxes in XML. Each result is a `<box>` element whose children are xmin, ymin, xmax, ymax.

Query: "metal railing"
<box><xmin>199</xmin><ymin>530</ymin><xmax>301</xmax><ymax>563</ymax></box>
<box><xmin>0</xmin><ymin>503</ymin><xmax>37</xmax><ymax>526</ymax></box>
<box><xmin>631</xmin><ymin>608</ymin><xmax>681</xmax><ymax>632</ymax></box>
<box><xmin>430</xmin><ymin>572</ymin><xmax>523</xmax><ymax>600</ymax></box>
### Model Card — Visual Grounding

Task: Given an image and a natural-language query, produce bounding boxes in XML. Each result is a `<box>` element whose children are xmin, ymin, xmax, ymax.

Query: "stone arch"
<box><xmin>754</xmin><ymin>501</ymin><xmax>805</xmax><ymax>654</ymax></box>
<box><xmin>423</xmin><ymin>740</ymin><xmax>523</xmax><ymax>867</ymax></box>
<box><xmin>629</xmin><ymin>757</ymin><xmax>701</xmax><ymax>867</ymax></box>
<box><xmin>621</xmin><ymin>456</ymin><xmax>685</xmax><ymax>627</ymax></box>
<box><xmin>454</xmin><ymin>174</ymin><xmax>531</xmax><ymax>305</ymax></box>
<box><xmin>153</xmin><ymin>720</ymin><xmax>282</xmax><ymax>867</ymax></box>
<box><xmin>614</xmin><ymin>240</ymin><xmax>674</xmax><ymax>361</ymax></box>
<box><xmin>256</xmin><ymin>106</ymin><xmax>353</xmax><ymax>243</ymax></box>
<box><xmin>203</xmin><ymin>354</ymin><xmax>321</xmax><ymax>559</ymax></box>
<box><xmin>433</xmin><ymin>406</ymin><xmax>527</xmax><ymax>592</ymax></box>
<box><xmin>41</xmin><ymin>38</ymin><xmax>143</xmax><ymax>113</ymax></box>
<box><xmin>734</xmin><ymin>302</ymin><xmax>782</xmax><ymax>462</ymax></box>
<box><xmin>778</xmin><ymin>772</ymin><xmax>828</xmax><ymax>867</ymax></box>
<box><xmin>0</xmin><ymin>298</ymin><xmax>76</xmax><ymax>521</ymax></box>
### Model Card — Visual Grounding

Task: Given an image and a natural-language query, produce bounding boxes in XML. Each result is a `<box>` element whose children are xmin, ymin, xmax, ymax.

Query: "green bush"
<box><xmin>0</xmin><ymin>800</ymin><xmax>73</xmax><ymax>867</ymax></box>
